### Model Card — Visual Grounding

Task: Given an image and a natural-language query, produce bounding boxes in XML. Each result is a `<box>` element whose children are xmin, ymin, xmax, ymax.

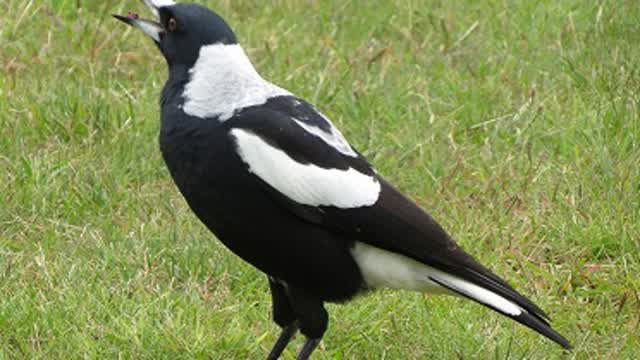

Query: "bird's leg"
<box><xmin>267</xmin><ymin>321</ymin><xmax>299</xmax><ymax>360</ymax></box>
<box><xmin>296</xmin><ymin>337</ymin><xmax>321</xmax><ymax>360</ymax></box>
<box><xmin>267</xmin><ymin>277</ymin><xmax>298</xmax><ymax>360</ymax></box>
<box><xmin>287</xmin><ymin>286</ymin><xmax>328</xmax><ymax>360</ymax></box>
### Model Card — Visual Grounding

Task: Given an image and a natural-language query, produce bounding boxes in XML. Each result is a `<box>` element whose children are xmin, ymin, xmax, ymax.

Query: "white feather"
<box><xmin>231</xmin><ymin>128</ymin><xmax>380</xmax><ymax>208</ymax></box>
<box><xmin>182</xmin><ymin>44</ymin><xmax>290</xmax><ymax>121</ymax></box>
<box><xmin>351</xmin><ymin>242</ymin><xmax>450</xmax><ymax>293</ymax></box>
<box><xmin>351</xmin><ymin>242</ymin><xmax>523</xmax><ymax>316</ymax></box>
<box><xmin>293</xmin><ymin>117</ymin><xmax>358</xmax><ymax>157</ymax></box>
<box><xmin>182</xmin><ymin>44</ymin><xmax>359</xmax><ymax>157</ymax></box>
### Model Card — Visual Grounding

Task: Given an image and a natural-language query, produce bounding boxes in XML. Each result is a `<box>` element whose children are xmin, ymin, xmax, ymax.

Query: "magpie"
<box><xmin>113</xmin><ymin>1</ymin><xmax>571</xmax><ymax>358</ymax></box>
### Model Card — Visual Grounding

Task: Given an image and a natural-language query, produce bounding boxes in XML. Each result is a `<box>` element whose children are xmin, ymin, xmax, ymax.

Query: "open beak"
<box><xmin>112</xmin><ymin>0</ymin><xmax>175</xmax><ymax>43</ymax></box>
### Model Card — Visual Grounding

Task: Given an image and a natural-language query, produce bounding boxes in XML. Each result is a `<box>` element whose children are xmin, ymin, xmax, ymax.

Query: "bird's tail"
<box><xmin>425</xmin><ymin>266</ymin><xmax>572</xmax><ymax>349</ymax></box>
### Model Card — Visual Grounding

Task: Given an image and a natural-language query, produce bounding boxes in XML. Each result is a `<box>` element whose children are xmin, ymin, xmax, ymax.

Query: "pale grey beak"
<box><xmin>113</xmin><ymin>14</ymin><xmax>163</xmax><ymax>43</ymax></box>
<box><xmin>113</xmin><ymin>0</ymin><xmax>176</xmax><ymax>43</ymax></box>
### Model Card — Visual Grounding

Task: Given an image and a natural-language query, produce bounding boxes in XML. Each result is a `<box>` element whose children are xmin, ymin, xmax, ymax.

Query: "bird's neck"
<box><xmin>175</xmin><ymin>43</ymin><xmax>290</xmax><ymax>121</ymax></box>
<box><xmin>162</xmin><ymin>64</ymin><xmax>190</xmax><ymax>106</ymax></box>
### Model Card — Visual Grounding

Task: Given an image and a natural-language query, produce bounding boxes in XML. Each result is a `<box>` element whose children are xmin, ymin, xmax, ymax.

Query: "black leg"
<box><xmin>287</xmin><ymin>286</ymin><xmax>328</xmax><ymax>360</ymax></box>
<box><xmin>267</xmin><ymin>321</ymin><xmax>299</xmax><ymax>360</ymax></box>
<box><xmin>267</xmin><ymin>278</ymin><xmax>298</xmax><ymax>359</ymax></box>
<box><xmin>269</xmin><ymin>278</ymin><xmax>296</xmax><ymax>327</ymax></box>
<box><xmin>266</xmin><ymin>279</ymin><xmax>328</xmax><ymax>360</ymax></box>
<box><xmin>296</xmin><ymin>337</ymin><xmax>321</xmax><ymax>360</ymax></box>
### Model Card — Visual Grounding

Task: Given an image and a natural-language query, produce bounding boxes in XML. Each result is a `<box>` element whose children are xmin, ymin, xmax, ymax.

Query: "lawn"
<box><xmin>1</xmin><ymin>0</ymin><xmax>638</xmax><ymax>358</ymax></box>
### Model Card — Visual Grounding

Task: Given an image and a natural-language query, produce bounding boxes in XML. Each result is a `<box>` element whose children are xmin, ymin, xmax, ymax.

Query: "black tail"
<box><xmin>429</xmin><ymin>274</ymin><xmax>571</xmax><ymax>349</ymax></box>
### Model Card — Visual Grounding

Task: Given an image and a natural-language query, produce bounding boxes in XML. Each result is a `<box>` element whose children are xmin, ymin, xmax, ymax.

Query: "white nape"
<box><xmin>231</xmin><ymin>128</ymin><xmax>380</xmax><ymax>208</ymax></box>
<box><xmin>182</xmin><ymin>44</ymin><xmax>290</xmax><ymax>121</ymax></box>
<box><xmin>351</xmin><ymin>242</ymin><xmax>523</xmax><ymax>316</ymax></box>
<box><xmin>293</xmin><ymin>117</ymin><xmax>358</xmax><ymax>157</ymax></box>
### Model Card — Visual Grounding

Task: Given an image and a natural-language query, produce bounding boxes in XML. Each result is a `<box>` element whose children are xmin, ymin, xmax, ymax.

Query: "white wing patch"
<box><xmin>293</xmin><ymin>117</ymin><xmax>358</xmax><ymax>157</ymax></box>
<box><xmin>182</xmin><ymin>44</ymin><xmax>290</xmax><ymax>121</ymax></box>
<box><xmin>351</xmin><ymin>242</ymin><xmax>523</xmax><ymax>316</ymax></box>
<box><xmin>231</xmin><ymin>128</ymin><xmax>380</xmax><ymax>208</ymax></box>
<box><xmin>181</xmin><ymin>43</ymin><xmax>360</xmax><ymax>161</ymax></box>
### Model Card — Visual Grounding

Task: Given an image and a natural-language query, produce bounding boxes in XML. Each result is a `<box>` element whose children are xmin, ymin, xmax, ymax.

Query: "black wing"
<box><xmin>227</xmin><ymin>96</ymin><xmax>570</xmax><ymax>349</ymax></box>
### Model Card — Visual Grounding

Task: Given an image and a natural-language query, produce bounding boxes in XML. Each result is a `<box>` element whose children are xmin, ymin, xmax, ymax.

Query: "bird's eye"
<box><xmin>167</xmin><ymin>17</ymin><xmax>177</xmax><ymax>32</ymax></box>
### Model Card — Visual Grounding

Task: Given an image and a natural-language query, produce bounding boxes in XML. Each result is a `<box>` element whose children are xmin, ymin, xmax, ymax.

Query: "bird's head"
<box><xmin>114</xmin><ymin>1</ymin><xmax>237</xmax><ymax>68</ymax></box>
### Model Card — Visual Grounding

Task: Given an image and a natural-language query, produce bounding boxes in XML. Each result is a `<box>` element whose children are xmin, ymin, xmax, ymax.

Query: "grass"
<box><xmin>1</xmin><ymin>0</ymin><xmax>639</xmax><ymax>358</ymax></box>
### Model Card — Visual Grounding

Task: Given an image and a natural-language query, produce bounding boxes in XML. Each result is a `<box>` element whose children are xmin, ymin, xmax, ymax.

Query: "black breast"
<box><xmin>158</xmin><ymin>114</ymin><xmax>365</xmax><ymax>302</ymax></box>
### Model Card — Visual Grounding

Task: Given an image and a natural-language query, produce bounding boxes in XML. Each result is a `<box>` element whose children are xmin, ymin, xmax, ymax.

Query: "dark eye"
<box><xmin>167</xmin><ymin>17</ymin><xmax>177</xmax><ymax>32</ymax></box>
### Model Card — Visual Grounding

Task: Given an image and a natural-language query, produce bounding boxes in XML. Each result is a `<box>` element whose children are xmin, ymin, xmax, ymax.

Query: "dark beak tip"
<box><xmin>112</xmin><ymin>14</ymin><xmax>135</xmax><ymax>25</ymax></box>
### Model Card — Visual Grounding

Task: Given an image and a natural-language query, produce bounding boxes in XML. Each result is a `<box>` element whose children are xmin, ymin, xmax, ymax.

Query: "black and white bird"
<box><xmin>114</xmin><ymin>1</ymin><xmax>571</xmax><ymax>358</ymax></box>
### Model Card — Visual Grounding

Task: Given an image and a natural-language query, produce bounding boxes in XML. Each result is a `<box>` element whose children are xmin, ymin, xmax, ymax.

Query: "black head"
<box><xmin>114</xmin><ymin>1</ymin><xmax>237</xmax><ymax>68</ymax></box>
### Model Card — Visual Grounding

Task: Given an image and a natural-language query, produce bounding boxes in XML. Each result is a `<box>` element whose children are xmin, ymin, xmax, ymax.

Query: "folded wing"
<box><xmin>227</xmin><ymin>97</ymin><xmax>570</xmax><ymax>349</ymax></box>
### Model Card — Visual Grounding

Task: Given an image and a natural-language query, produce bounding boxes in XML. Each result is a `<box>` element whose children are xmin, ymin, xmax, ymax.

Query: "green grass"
<box><xmin>1</xmin><ymin>0</ymin><xmax>639</xmax><ymax>358</ymax></box>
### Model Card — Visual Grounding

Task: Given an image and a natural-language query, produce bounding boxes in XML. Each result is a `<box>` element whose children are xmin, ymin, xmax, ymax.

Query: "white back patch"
<box><xmin>231</xmin><ymin>128</ymin><xmax>380</xmax><ymax>208</ymax></box>
<box><xmin>351</xmin><ymin>242</ymin><xmax>523</xmax><ymax>316</ymax></box>
<box><xmin>182</xmin><ymin>44</ymin><xmax>290</xmax><ymax>121</ymax></box>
